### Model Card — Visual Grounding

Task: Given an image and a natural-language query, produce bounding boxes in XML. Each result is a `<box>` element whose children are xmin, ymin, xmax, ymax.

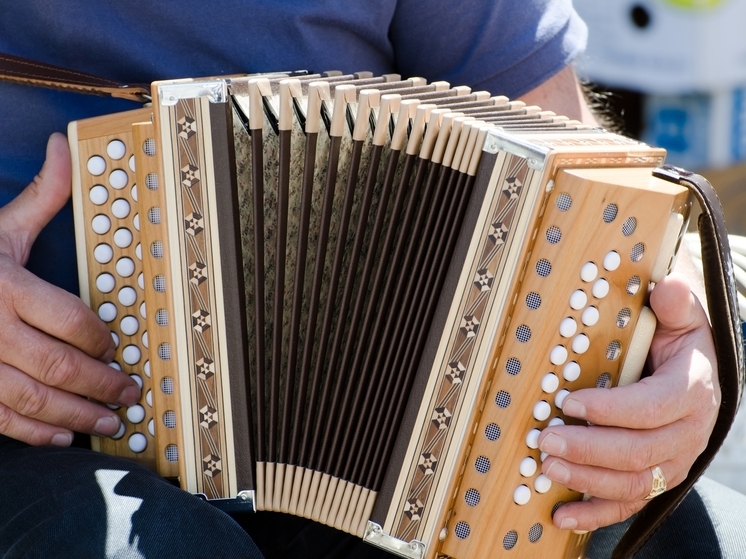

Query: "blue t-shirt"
<box><xmin>0</xmin><ymin>0</ymin><xmax>586</xmax><ymax>293</ymax></box>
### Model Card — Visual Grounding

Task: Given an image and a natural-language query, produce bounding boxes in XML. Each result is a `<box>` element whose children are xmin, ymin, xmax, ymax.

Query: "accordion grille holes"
<box><xmin>622</xmin><ymin>217</ymin><xmax>637</xmax><ymax>236</ymax></box>
<box><xmin>455</xmin><ymin>522</ymin><xmax>470</xmax><ymax>540</ymax></box>
<box><xmin>515</xmin><ymin>325</ymin><xmax>531</xmax><ymax>343</ymax></box>
<box><xmin>464</xmin><ymin>489</ymin><xmax>480</xmax><ymax>507</ymax></box>
<box><xmin>148</xmin><ymin>207</ymin><xmax>161</xmax><ymax>224</ymax></box>
<box><xmin>158</xmin><ymin>343</ymin><xmax>171</xmax><ymax>361</ymax></box>
<box><xmin>616</xmin><ymin>308</ymin><xmax>631</xmax><ymax>328</ymax></box>
<box><xmin>556</xmin><ymin>192</ymin><xmax>572</xmax><ymax>211</ymax></box>
<box><xmin>631</xmin><ymin>242</ymin><xmax>645</xmax><ymax>262</ymax></box>
<box><xmin>603</xmin><ymin>203</ymin><xmax>618</xmax><ymax>223</ymax></box>
<box><xmin>536</xmin><ymin>259</ymin><xmax>552</xmax><ymax>277</ymax></box>
<box><xmin>161</xmin><ymin>377</ymin><xmax>174</xmax><ymax>395</ymax></box>
<box><xmin>503</xmin><ymin>530</ymin><xmax>518</xmax><ymax>550</ymax></box>
<box><xmin>156</xmin><ymin>309</ymin><xmax>169</xmax><ymax>326</ymax></box>
<box><xmin>606</xmin><ymin>341</ymin><xmax>622</xmax><ymax>361</ymax></box>
<box><xmin>151</xmin><ymin>241</ymin><xmax>164</xmax><ymax>258</ymax></box>
<box><xmin>626</xmin><ymin>276</ymin><xmax>641</xmax><ymax>295</ymax></box>
<box><xmin>475</xmin><ymin>456</ymin><xmax>490</xmax><ymax>473</ymax></box>
<box><xmin>528</xmin><ymin>523</ymin><xmax>543</xmax><ymax>543</ymax></box>
<box><xmin>153</xmin><ymin>275</ymin><xmax>166</xmax><ymax>292</ymax></box>
<box><xmin>597</xmin><ymin>372</ymin><xmax>612</xmax><ymax>388</ymax></box>
<box><xmin>143</xmin><ymin>139</ymin><xmax>156</xmax><ymax>156</ymax></box>
<box><xmin>545</xmin><ymin>226</ymin><xmax>562</xmax><ymax>244</ymax></box>
<box><xmin>495</xmin><ymin>391</ymin><xmax>511</xmax><ymax>408</ymax></box>
<box><xmin>145</xmin><ymin>173</ymin><xmax>158</xmax><ymax>190</ymax></box>
<box><xmin>163</xmin><ymin>410</ymin><xmax>176</xmax><ymax>428</ymax></box>
<box><xmin>485</xmin><ymin>423</ymin><xmax>501</xmax><ymax>441</ymax></box>
<box><xmin>165</xmin><ymin>444</ymin><xmax>178</xmax><ymax>462</ymax></box>
<box><xmin>505</xmin><ymin>358</ymin><xmax>521</xmax><ymax>376</ymax></box>
<box><xmin>525</xmin><ymin>292</ymin><xmax>541</xmax><ymax>310</ymax></box>
<box><xmin>551</xmin><ymin>502</ymin><xmax>566</xmax><ymax>518</ymax></box>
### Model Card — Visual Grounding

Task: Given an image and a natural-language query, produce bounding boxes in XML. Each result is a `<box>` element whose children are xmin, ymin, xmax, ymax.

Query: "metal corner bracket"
<box><xmin>482</xmin><ymin>128</ymin><xmax>549</xmax><ymax>170</ymax></box>
<box><xmin>363</xmin><ymin>521</ymin><xmax>426</xmax><ymax>559</ymax></box>
<box><xmin>158</xmin><ymin>79</ymin><xmax>228</xmax><ymax>106</ymax></box>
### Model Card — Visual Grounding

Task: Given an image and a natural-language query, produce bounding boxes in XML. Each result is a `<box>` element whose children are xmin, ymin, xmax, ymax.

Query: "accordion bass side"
<box><xmin>68</xmin><ymin>72</ymin><xmax>691</xmax><ymax>559</ymax></box>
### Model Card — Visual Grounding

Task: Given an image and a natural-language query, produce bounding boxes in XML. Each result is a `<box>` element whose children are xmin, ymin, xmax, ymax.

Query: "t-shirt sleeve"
<box><xmin>389</xmin><ymin>0</ymin><xmax>587</xmax><ymax>98</ymax></box>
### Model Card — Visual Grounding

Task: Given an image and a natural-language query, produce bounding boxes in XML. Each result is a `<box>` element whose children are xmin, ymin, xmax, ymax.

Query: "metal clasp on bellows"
<box><xmin>363</xmin><ymin>521</ymin><xmax>426</xmax><ymax>559</ymax></box>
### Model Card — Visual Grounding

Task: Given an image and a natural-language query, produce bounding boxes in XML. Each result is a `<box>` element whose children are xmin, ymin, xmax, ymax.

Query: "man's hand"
<box><xmin>0</xmin><ymin>133</ymin><xmax>140</xmax><ymax>446</ymax></box>
<box><xmin>538</xmin><ymin>273</ymin><xmax>719</xmax><ymax>531</ymax></box>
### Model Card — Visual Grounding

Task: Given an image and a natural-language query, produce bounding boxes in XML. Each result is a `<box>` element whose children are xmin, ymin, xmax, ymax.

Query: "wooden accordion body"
<box><xmin>69</xmin><ymin>72</ymin><xmax>691</xmax><ymax>559</ymax></box>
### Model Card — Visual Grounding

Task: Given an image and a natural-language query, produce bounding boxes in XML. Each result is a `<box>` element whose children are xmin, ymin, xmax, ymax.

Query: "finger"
<box><xmin>649</xmin><ymin>273</ymin><xmax>708</xmax><ymax>336</ymax></box>
<box><xmin>0</xmin><ymin>361</ymin><xmax>124</xmax><ymax>440</ymax></box>
<box><xmin>0</xmin><ymin>317</ymin><xmax>139</xmax><ymax>406</ymax></box>
<box><xmin>0</xmin><ymin>133</ymin><xmax>71</xmax><ymax>264</ymax></box>
<box><xmin>551</xmin><ymin>497</ymin><xmax>646</xmax><ymax>532</ymax></box>
<box><xmin>0</xmin><ymin>401</ymin><xmax>75</xmax><ymax>447</ymax></box>
<box><xmin>538</xmin><ymin>422</ymin><xmax>700</xmax><ymax>472</ymax></box>
<box><xmin>542</xmin><ymin>456</ymin><xmax>678</xmax><ymax>503</ymax></box>
<box><xmin>1</xmin><ymin>260</ymin><xmax>115</xmax><ymax>361</ymax></box>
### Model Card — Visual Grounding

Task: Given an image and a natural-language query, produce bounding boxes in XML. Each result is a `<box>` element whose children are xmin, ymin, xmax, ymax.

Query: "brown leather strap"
<box><xmin>0</xmin><ymin>52</ymin><xmax>150</xmax><ymax>102</ymax></box>
<box><xmin>612</xmin><ymin>165</ymin><xmax>745</xmax><ymax>558</ymax></box>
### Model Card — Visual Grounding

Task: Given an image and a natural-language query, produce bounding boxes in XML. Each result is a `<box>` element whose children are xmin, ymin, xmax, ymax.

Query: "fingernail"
<box><xmin>118</xmin><ymin>385</ymin><xmax>141</xmax><ymax>406</ymax></box>
<box><xmin>559</xmin><ymin>517</ymin><xmax>578</xmax><ymax>530</ymax></box>
<box><xmin>545</xmin><ymin>461</ymin><xmax>571</xmax><ymax>483</ymax></box>
<box><xmin>94</xmin><ymin>415</ymin><xmax>121</xmax><ymax>436</ymax></box>
<box><xmin>540</xmin><ymin>433</ymin><xmax>567</xmax><ymax>456</ymax></box>
<box><xmin>562</xmin><ymin>398</ymin><xmax>586</xmax><ymax>419</ymax></box>
<box><xmin>51</xmin><ymin>433</ymin><xmax>73</xmax><ymax>447</ymax></box>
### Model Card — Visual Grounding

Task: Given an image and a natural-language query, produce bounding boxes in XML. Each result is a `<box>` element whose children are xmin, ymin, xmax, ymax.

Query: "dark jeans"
<box><xmin>1</xmin><ymin>435</ymin><xmax>745</xmax><ymax>558</ymax></box>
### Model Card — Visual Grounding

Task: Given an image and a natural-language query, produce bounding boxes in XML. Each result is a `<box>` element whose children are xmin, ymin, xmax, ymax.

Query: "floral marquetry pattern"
<box><xmin>394</xmin><ymin>155</ymin><xmax>531</xmax><ymax>542</ymax></box>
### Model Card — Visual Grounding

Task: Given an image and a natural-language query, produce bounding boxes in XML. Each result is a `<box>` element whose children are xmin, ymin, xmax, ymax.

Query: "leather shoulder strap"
<box><xmin>612</xmin><ymin>165</ymin><xmax>745</xmax><ymax>558</ymax></box>
<box><xmin>0</xmin><ymin>52</ymin><xmax>149</xmax><ymax>102</ymax></box>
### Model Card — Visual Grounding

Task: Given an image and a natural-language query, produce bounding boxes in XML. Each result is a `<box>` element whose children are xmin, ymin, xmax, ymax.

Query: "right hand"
<box><xmin>0</xmin><ymin>133</ymin><xmax>140</xmax><ymax>446</ymax></box>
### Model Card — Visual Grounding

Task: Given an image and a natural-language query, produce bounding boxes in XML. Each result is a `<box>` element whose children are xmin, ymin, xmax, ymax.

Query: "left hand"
<box><xmin>538</xmin><ymin>272</ymin><xmax>720</xmax><ymax>531</ymax></box>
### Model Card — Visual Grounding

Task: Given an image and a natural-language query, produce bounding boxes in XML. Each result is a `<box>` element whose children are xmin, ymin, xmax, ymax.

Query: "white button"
<box><xmin>107</xmin><ymin>140</ymin><xmax>126</xmax><ymax>160</ymax></box>
<box><xmin>126</xmin><ymin>404</ymin><xmax>145</xmax><ymax>424</ymax></box>
<box><xmin>138</xmin><ymin>273</ymin><xmax>144</xmax><ymax>290</ymax></box>
<box><xmin>135</xmin><ymin>243</ymin><xmax>142</xmax><ymax>261</ymax></box>
<box><xmin>526</xmin><ymin>428</ymin><xmax>541</xmax><ymax>449</ymax></box>
<box><xmin>131</xmin><ymin>184</ymin><xmax>138</xmax><ymax>202</ymax></box>
<box><xmin>148</xmin><ymin>418</ymin><xmax>155</xmax><ymax>436</ymax></box>
<box><xmin>140</xmin><ymin>301</ymin><xmax>147</xmax><ymax>319</ymax></box>
<box><xmin>580</xmin><ymin>262</ymin><xmax>598</xmax><ymax>282</ymax></box>
<box><xmin>146</xmin><ymin>390</ymin><xmax>153</xmax><ymax>407</ymax></box>
<box><xmin>563</xmin><ymin>361</ymin><xmax>581</xmax><ymax>382</ymax></box>
<box><xmin>122</xmin><ymin>345</ymin><xmax>141</xmax><ymax>365</ymax></box>
<box><xmin>550</xmin><ymin>345</ymin><xmax>568</xmax><ymax>366</ymax></box>
<box><xmin>519</xmin><ymin>457</ymin><xmax>538</xmax><ymax>477</ymax></box>
<box><xmin>548</xmin><ymin>417</ymin><xmax>565</xmax><ymax>427</ymax></box>
<box><xmin>128</xmin><ymin>155</ymin><xmax>136</xmax><ymax>172</ymax></box>
<box><xmin>533</xmin><ymin>400</ymin><xmax>551</xmax><ymax>421</ymax></box>
<box><xmin>113</xmin><ymin>228</ymin><xmax>133</xmax><ymax>248</ymax></box>
<box><xmin>540</xmin><ymin>451</ymin><xmax>549</xmax><ymax>462</ymax></box>
<box><xmin>87</xmin><ymin>156</ymin><xmax>106</xmax><ymax>176</ymax></box>
<box><xmin>98</xmin><ymin>302</ymin><xmax>117</xmax><ymax>322</ymax></box>
<box><xmin>111</xmin><ymin>199</ymin><xmax>131</xmax><ymax>219</ymax></box>
<box><xmin>89</xmin><ymin>185</ymin><xmax>109</xmax><ymax>205</ymax></box>
<box><xmin>592</xmin><ymin>278</ymin><xmax>610</xmax><ymax>299</ymax></box>
<box><xmin>603</xmin><ymin>251</ymin><xmax>621</xmax><ymax>271</ymax></box>
<box><xmin>142</xmin><ymin>331</ymin><xmax>149</xmax><ymax>348</ymax></box>
<box><xmin>108</xmin><ymin>361</ymin><xmax>122</xmax><ymax>371</ymax></box>
<box><xmin>111</xmin><ymin>331</ymin><xmax>120</xmax><ymax>349</ymax></box>
<box><xmin>572</xmin><ymin>334</ymin><xmax>590</xmax><ymax>354</ymax></box>
<box><xmin>555</xmin><ymin>389</ymin><xmax>571</xmax><ymax>409</ymax></box>
<box><xmin>94</xmin><ymin>243</ymin><xmax>113</xmax><ymax>264</ymax></box>
<box><xmin>128</xmin><ymin>433</ymin><xmax>148</xmax><ymax>453</ymax></box>
<box><xmin>129</xmin><ymin>374</ymin><xmax>143</xmax><ymax>388</ymax></box>
<box><xmin>118</xmin><ymin>287</ymin><xmax>137</xmax><ymax>307</ymax></box>
<box><xmin>569</xmin><ymin>290</ymin><xmax>587</xmax><ymax>310</ymax></box>
<box><xmin>513</xmin><ymin>485</ymin><xmax>531</xmax><ymax>505</ymax></box>
<box><xmin>143</xmin><ymin>360</ymin><xmax>151</xmax><ymax>378</ymax></box>
<box><xmin>109</xmin><ymin>169</ymin><xmax>128</xmax><ymax>189</ymax></box>
<box><xmin>534</xmin><ymin>474</ymin><xmax>552</xmax><ymax>494</ymax></box>
<box><xmin>111</xmin><ymin>422</ymin><xmax>126</xmax><ymax>440</ymax></box>
<box><xmin>116</xmin><ymin>257</ymin><xmax>135</xmax><ymax>277</ymax></box>
<box><xmin>96</xmin><ymin>273</ymin><xmax>115</xmax><ymax>293</ymax></box>
<box><xmin>91</xmin><ymin>214</ymin><xmax>111</xmax><ymax>235</ymax></box>
<box><xmin>541</xmin><ymin>373</ymin><xmax>559</xmax><ymax>393</ymax></box>
<box><xmin>582</xmin><ymin>306</ymin><xmax>600</xmax><ymax>326</ymax></box>
<box><xmin>559</xmin><ymin>317</ymin><xmax>577</xmax><ymax>338</ymax></box>
<box><xmin>120</xmin><ymin>315</ymin><xmax>139</xmax><ymax>336</ymax></box>
<box><xmin>133</xmin><ymin>214</ymin><xmax>140</xmax><ymax>231</ymax></box>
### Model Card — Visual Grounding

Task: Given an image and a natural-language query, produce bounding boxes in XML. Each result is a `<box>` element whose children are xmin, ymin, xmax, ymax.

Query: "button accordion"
<box><xmin>68</xmin><ymin>72</ymin><xmax>692</xmax><ymax>559</ymax></box>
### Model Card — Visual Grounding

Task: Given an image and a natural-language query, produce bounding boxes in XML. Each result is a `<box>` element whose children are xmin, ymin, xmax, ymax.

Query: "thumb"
<box><xmin>0</xmin><ymin>133</ymin><xmax>72</xmax><ymax>264</ymax></box>
<box><xmin>649</xmin><ymin>272</ymin><xmax>708</xmax><ymax>336</ymax></box>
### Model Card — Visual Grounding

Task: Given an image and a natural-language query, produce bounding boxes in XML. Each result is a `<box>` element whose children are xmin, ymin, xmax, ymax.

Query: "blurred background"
<box><xmin>573</xmin><ymin>0</ymin><xmax>746</xmax><ymax>494</ymax></box>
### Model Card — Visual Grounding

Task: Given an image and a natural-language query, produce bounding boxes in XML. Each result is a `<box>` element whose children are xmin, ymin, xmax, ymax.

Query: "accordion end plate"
<box><xmin>157</xmin><ymin>80</ymin><xmax>228</xmax><ymax>106</ymax></box>
<box><xmin>363</xmin><ymin>521</ymin><xmax>426</xmax><ymax>559</ymax></box>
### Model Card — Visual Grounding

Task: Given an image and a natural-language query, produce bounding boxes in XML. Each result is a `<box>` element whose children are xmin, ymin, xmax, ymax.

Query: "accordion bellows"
<box><xmin>68</xmin><ymin>72</ymin><xmax>690</xmax><ymax>559</ymax></box>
